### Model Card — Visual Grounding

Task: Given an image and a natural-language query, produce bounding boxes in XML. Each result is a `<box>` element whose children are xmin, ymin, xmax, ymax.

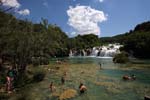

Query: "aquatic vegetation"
<box><xmin>59</xmin><ymin>89</ymin><xmax>77</xmax><ymax>100</ymax></box>
<box><xmin>3</xmin><ymin>58</ymin><xmax>150</xmax><ymax>100</ymax></box>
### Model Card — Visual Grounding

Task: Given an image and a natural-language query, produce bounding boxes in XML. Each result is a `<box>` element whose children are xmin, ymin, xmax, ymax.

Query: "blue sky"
<box><xmin>1</xmin><ymin>0</ymin><xmax>150</xmax><ymax>37</ymax></box>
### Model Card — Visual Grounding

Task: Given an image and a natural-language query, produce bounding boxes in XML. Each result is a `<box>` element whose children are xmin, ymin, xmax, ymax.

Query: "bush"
<box><xmin>113</xmin><ymin>52</ymin><xmax>129</xmax><ymax>63</ymax></box>
<box><xmin>0</xmin><ymin>74</ymin><xmax>6</xmax><ymax>85</ymax></box>
<box><xmin>33</xmin><ymin>71</ymin><xmax>45</xmax><ymax>82</ymax></box>
<box><xmin>32</xmin><ymin>57</ymin><xmax>49</xmax><ymax>66</ymax></box>
<box><xmin>0</xmin><ymin>93</ymin><xmax>10</xmax><ymax>100</ymax></box>
<box><xmin>32</xmin><ymin>57</ymin><xmax>40</xmax><ymax>66</ymax></box>
<box><xmin>14</xmin><ymin>74</ymin><xmax>31</xmax><ymax>88</ymax></box>
<box><xmin>39</xmin><ymin>57</ymin><xmax>49</xmax><ymax>65</ymax></box>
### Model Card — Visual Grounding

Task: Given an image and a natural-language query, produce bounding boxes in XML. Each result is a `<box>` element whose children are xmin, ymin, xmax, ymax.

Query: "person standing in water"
<box><xmin>49</xmin><ymin>82</ymin><xmax>56</xmax><ymax>92</ymax></box>
<box><xmin>61</xmin><ymin>72</ymin><xmax>67</xmax><ymax>85</ymax></box>
<box><xmin>79</xmin><ymin>83</ymin><xmax>87</xmax><ymax>94</ymax></box>
<box><xmin>61</xmin><ymin>76</ymin><xmax>65</xmax><ymax>85</ymax></box>
<box><xmin>99</xmin><ymin>62</ymin><xmax>102</xmax><ymax>69</ymax></box>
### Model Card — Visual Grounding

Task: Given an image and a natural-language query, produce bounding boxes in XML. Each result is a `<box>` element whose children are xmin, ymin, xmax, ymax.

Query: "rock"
<box><xmin>145</xmin><ymin>95</ymin><xmax>150</xmax><ymax>100</ymax></box>
<box><xmin>59</xmin><ymin>89</ymin><xmax>77</xmax><ymax>100</ymax></box>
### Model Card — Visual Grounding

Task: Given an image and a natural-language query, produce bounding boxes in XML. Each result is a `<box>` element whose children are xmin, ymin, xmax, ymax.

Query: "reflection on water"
<box><xmin>12</xmin><ymin>57</ymin><xmax>150</xmax><ymax>100</ymax></box>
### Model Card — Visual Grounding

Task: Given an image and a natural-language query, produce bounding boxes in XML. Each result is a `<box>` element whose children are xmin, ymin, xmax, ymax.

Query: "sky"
<box><xmin>1</xmin><ymin>0</ymin><xmax>150</xmax><ymax>37</ymax></box>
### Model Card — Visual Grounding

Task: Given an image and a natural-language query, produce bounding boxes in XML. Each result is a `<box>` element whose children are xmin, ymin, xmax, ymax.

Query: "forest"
<box><xmin>0</xmin><ymin>10</ymin><xmax>101</xmax><ymax>71</ymax></box>
<box><xmin>1</xmin><ymin>10</ymin><xmax>150</xmax><ymax>73</ymax></box>
<box><xmin>100</xmin><ymin>21</ymin><xmax>150</xmax><ymax>58</ymax></box>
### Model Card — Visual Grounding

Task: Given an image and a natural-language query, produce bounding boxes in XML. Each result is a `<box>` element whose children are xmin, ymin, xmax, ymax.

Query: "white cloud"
<box><xmin>99</xmin><ymin>0</ymin><xmax>104</xmax><ymax>3</ymax></box>
<box><xmin>1</xmin><ymin>0</ymin><xmax>20</xmax><ymax>8</ymax></box>
<box><xmin>67</xmin><ymin>5</ymin><xmax>107</xmax><ymax>36</ymax></box>
<box><xmin>17</xmin><ymin>9</ymin><xmax>30</xmax><ymax>15</ymax></box>
<box><xmin>1</xmin><ymin>0</ymin><xmax>30</xmax><ymax>15</ymax></box>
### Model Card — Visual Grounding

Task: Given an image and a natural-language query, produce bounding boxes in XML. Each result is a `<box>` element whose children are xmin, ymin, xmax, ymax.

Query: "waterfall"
<box><xmin>82</xmin><ymin>49</ymin><xmax>86</xmax><ymax>56</ymax></box>
<box><xmin>69</xmin><ymin>50</ymin><xmax>73</xmax><ymax>57</ymax></box>
<box><xmin>91</xmin><ymin>47</ymin><xmax>99</xmax><ymax>56</ymax></box>
<box><xmin>69</xmin><ymin>44</ymin><xmax>122</xmax><ymax>57</ymax></box>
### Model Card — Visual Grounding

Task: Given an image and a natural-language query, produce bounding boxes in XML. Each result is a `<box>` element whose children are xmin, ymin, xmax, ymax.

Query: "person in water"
<box><xmin>61</xmin><ymin>76</ymin><xmax>65</xmax><ymax>85</ymax></box>
<box><xmin>131</xmin><ymin>74</ymin><xmax>136</xmax><ymax>80</ymax></box>
<box><xmin>64</xmin><ymin>71</ymin><xmax>67</xmax><ymax>76</ymax></box>
<box><xmin>123</xmin><ymin>74</ymin><xmax>136</xmax><ymax>80</ymax></box>
<box><xmin>49</xmin><ymin>82</ymin><xmax>56</xmax><ymax>92</ymax></box>
<box><xmin>79</xmin><ymin>83</ymin><xmax>87</xmax><ymax>94</ymax></box>
<box><xmin>99</xmin><ymin>62</ymin><xmax>102</xmax><ymax>69</ymax></box>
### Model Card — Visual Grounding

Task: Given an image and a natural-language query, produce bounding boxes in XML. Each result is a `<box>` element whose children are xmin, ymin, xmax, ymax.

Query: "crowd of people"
<box><xmin>4</xmin><ymin>61</ymin><xmax>136</xmax><ymax>97</ymax></box>
<box><xmin>49</xmin><ymin>71</ymin><xmax>87</xmax><ymax>94</ymax></box>
<box><xmin>48</xmin><ymin>61</ymin><xmax>137</xmax><ymax>96</ymax></box>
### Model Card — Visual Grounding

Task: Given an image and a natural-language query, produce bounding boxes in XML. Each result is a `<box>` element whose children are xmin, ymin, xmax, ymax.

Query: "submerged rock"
<box><xmin>59</xmin><ymin>89</ymin><xmax>77</xmax><ymax>100</ymax></box>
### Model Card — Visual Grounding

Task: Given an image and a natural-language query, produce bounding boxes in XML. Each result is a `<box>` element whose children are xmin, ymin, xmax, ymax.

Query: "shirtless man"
<box><xmin>49</xmin><ymin>82</ymin><xmax>56</xmax><ymax>92</ymax></box>
<box><xmin>79</xmin><ymin>83</ymin><xmax>87</xmax><ymax>94</ymax></box>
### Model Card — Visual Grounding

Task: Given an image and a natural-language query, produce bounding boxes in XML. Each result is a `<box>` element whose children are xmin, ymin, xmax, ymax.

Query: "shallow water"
<box><xmin>11</xmin><ymin>57</ymin><xmax>150</xmax><ymax>100</ymax></box>
<box><xmin>67</xmin><ymin>57</ymin><xmax>150</xmax><ymax>100</ymax></box>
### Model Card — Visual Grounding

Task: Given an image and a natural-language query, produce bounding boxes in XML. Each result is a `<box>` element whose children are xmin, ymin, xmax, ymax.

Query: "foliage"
<box><xmin>68</xmin><ymin>34</ymin><xmax>100</xmax><ymax>49</ymax></box>
<box><xmin>134</xmin><ymin>21</ymin><xmax>150</xmax><ymax>32</ymax></box>
<box><xmin>123</xmin><ymin>31</ymin><xmax>150</xmax><ymax>58</ymax></box>
<box><xmin>0</xmin><ymin>10</ymin><xmax>69</xmax><ymax>91</ymax></box>
<box><xmin>0</xmin><ymin>10</ymin><xmax>69</xmax><ymax>72</ymax></box>
<box><xmin>113</xmin><ymin>52</ymin><xmax>129</xmax><ymax>63</ymax></box>
<box><xmin>14</xmin><ymin>73</ymin><xmax>31</xmax><ymax>88</ymax></box>
<box><xmin>32</xmin><ymin>71</ymin><xmax>45</xmax><ymax>82</ymax></box>
<box><xmin>0</xmin><ymin>73</ymin><xmax>6</xmax><ymax>84</ymax></box>
<box><xmin>0</xmin><ymin>93</ymin><xmax>10</xmax><ymax>100</ymax></box>
<box><xmin>122</xmin><ymin>21</ymin><xmax>150</xmax><ymax>58</ymax></box>
<box><xmin>100</xmin><ymin>21</ymin><xmax>150</xmax><ymax>59</ymax></box>
<box><xmin>31</xmin><ymin>56</ymin><xmax>49</xmax><ymax>66</ymax></box>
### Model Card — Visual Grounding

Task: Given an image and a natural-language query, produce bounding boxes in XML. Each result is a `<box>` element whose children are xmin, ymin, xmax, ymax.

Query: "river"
<box><xmin>11</xmin><ymin>57</ymin><xmax>150</xmax><ymax>100</ymax></box>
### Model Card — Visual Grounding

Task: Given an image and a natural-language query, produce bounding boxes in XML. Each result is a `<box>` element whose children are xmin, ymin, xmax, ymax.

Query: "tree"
<box><xmin>99</xmin><ymin>21</ymin><xmax>150</xmax><ymax>59</ymax></box>
<box><xmin>0</xmin><ymin>11</ymin><xmax>69</xmax><ymax>74</ymax></box>
<box><xmin>113</xmin><ymin>52</ymin><xmax>129</xmax><ymax>63</ymax></box>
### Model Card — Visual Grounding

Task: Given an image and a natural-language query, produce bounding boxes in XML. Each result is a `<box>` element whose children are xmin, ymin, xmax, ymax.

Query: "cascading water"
<box><xmin>69</xmin><ymin>50</ymin><xmax>73</xmax><ymax>57</ymax></box>
<box><xmin>91</xmin><ymin>47</ymin><xmax>99</xmax><ymax>56</ymax></box>
<box><xmin>69</xmin><ymin>44</ymin><xmax>122</xmax><ymax>58</ymax></box>
<box><xmin>82</xmin><ymin>49</ymin><xmax>86</xmax><ymax>56</ymax></box>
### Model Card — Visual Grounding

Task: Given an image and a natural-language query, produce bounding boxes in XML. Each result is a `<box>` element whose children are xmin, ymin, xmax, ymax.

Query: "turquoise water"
<box><xmin>11</xmin><ymin>57</ymin><xmax>150</xmax><ymax>100</ymax></box>
<box><xmin>47</xmin><ymin>57</ymin><xmax>150</xmax><ymax>100</ymax></box>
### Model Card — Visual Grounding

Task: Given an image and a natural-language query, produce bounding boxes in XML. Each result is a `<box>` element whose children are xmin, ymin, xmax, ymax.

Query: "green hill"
<box><xmin>100</xmin><ymin>21</ymin><xmax>150</xmax><ymax>58</ymax></box>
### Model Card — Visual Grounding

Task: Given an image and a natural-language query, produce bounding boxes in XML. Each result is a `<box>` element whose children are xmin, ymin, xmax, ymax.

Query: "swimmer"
<box><xmin>79</xmin><ymin>83</ymin><xmax>87</xmax><ymax>94</ymax></box>
<box><xmin>49</xmin><ymin>82</ymin><xmax>56</xmax><ymax>92</ymax></box>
